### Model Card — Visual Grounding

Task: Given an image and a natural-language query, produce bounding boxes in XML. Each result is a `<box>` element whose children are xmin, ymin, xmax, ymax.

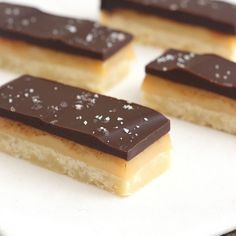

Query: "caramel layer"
<box><xmin>0</xmin><ymin>37</ymin><xmax>134</xmax><ymax>92</ymax></box>
<box><xmin>142</xmin><ymin>75</ymin><xmax>236</xmax><ymax>134</ymax></box>
<box><xmin>0</xmin><ymin>117</ymin><xmax>171</xmax><ymax>195</ymax></box>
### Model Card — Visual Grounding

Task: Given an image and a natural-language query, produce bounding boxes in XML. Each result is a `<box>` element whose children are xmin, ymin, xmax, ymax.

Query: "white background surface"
<box><xmin>0</xmin><ymin>1</ymin><xmax>236</xmax><ymax>236</ymax></box>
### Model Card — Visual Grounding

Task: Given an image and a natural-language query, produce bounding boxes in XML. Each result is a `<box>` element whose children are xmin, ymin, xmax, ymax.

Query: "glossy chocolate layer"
<box><xmin>101</xmin><ymin>0</ymin><xmax>236</xmax><ymax>35</ymax></box>
<box><xmin>0</xmin><ymin>2</ymin><xmax>133</xmax><ymax>60</ymax></box>
<box><xmin>221</xmin><ymin>229</ymin><xmax>236</xmax><ymax>236</ymax></box>
<box><xmin>0</xmin><ymin>75</ymin><xmax>170</xmax><ymax>161</ymax></box>
<box><xmin>146</xmin><ymin>49</ymin><xmax>236</xmax><ymax>100</ymax></box>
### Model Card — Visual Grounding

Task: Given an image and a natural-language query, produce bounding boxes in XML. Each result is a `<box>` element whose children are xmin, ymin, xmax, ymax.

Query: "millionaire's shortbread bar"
<box><xmin>0</xmin><ymin>2</ymin><xmax>134</xmax><ymax>92</ymax></box>
<box><xmin>0</xmin><ymin>75</ymin><xmax>171</xmax><ymax>196</ymax></box>
<box><xmin>142</xmin><ymin>49</ymin><xmax>236</xmax><ymax>134</ymax></box>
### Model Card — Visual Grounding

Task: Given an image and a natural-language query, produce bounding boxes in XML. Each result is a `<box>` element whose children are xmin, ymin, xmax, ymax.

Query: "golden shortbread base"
<box><xmin>101</xmin><ymin>10</ymin><xmax>236</xmax><ymax>61</ymax></box>
<box><xmin>0</xmin><ymin>37</ymin><xmax>134</xmax><ymax>93</ymax></box>
<box><xmin>0</xmin><ymin>117</ymin><xmax>171</xmax><ymax>196</ymax></box>
<box><xmin>142</xmin><ymin>75</ymin><xmax>236</xmax><ymax>135</ymax></box>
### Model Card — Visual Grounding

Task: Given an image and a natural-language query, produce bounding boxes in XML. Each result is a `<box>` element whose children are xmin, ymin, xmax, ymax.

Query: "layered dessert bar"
<box><xmin>0</xmin><ymin>75</ymin><xmax>171</xmax><ymax>196</ymax></box>
<box><xmin>142</xmin><ymin>49</ymin><xmax>236</xmax><ymax>134</ymax></box>
<box><xmin>0</xmin><ymin>3</ymin><xmax>134</xmax><ymax>93</ymax></box>
<box><xmin>101</xmin><ymin>0</ymin><xmax>236</xmax><ymax>60</ymax></box>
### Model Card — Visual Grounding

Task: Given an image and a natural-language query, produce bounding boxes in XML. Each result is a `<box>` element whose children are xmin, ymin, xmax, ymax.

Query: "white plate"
<box><xmin>0</xmin><ymin>1</ymin><xmax>236</xmax><ymax>236</ymax></box>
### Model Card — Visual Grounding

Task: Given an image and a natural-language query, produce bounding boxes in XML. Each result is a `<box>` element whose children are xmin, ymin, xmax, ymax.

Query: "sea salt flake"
<box><xmin>123</xmin><ymin>128</ymin><xmax>130</xmax><ymax>134</ymax></box>
<box><xmin>184</xmin><ymin>55</ymin><xmax>191</xmax><ymax>60</ymax></box>
<box><xmin>5</xmin><ymin>8</ymin><xmax>12</xmax><ymax>15</ymax></box>
<box><xmin>95</xmin><ymin>115</ymin><xmax>103</xmax><ymax>120</ymax></box>
<box><xmin>75</xmin><ymin>104</ymin><xmax>83</xmax><ymax>110</ymax></box>
<box><xmin>10</xmin><ymin>106</ymin><xmax>16</xmax><ymax>112</ymax></box>
<box><xmin>50</xmin><ymin>120</ymin><xmax>58</xmax><ymax>125</ymax></box>
<box><xmin>166</xmin><ymin>54</ymin><xmax>175</xmax><ymax>61</ymax></box>
<box><xmin>123</xmin><ymin>104</ymin><xmax>133</xmax><ymax>110</ymax></box>
<box><xmin>76</xmin><ymin>116</ymin><xmax>82</xmax><ymax>120</ymax></box>
<box><xmin>177</xmin><ymin>63</ymin><xmax>185</xmax><ymax>68</ymax></box>
<box><xmin>107</xmin><ymin>42</ymin><xmax>113</xmax><ymax>48</ymax></box>
<box><xmin>117</xmin><ymin>33</ymin><xmax>125</xmax><ymax>41</ymax></box>
<box><xmin>66</xmin><ymin>25</ymin><xmax>77</xmax><ymax>33</ymax></box>
<box><xmin>190</xmin><ymin>53</ymin><xmax>195</xmax><ymax>57</ymax></box>
<box><xmin>60</xmin><ymin>101</ymin><xmax>68</xmax><ymax>108</ymax></box>
<box><xmin>157</xmin><ymin>57</ymin><xmax>166</xmax><ymax>63</ymax></box>
<box><xmin>22</xmin><ymin>19</ymin><xmax>29</xmax><ymax>26</ymax></box>
<box><xmin>111</xmin><ymin>32</ymin><xmax>125</xmax><ymax>41</ymax></box>
<box><xmin>32</xmin><ymin>96</ymin><xmax>40</xmax><ymax>103</ymax></box>
<box><xmin>98</xmin><ymin>127</ymin><xmax>109</xmax><ymax>136</ymax></box>
<box><xmin>177</xmin><ymin>57</ymin><xmax>185</xmax><ymax>63</ymax></box>
<box><xmin>86</xmin><ymin>34</ymin><xmax>93</xmax><ymax>42</ymax></box>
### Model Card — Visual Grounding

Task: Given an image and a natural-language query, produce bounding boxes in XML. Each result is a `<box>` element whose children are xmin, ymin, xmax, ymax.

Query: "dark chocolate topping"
<box><xmin>0</xmin><ymin>2</ymin><xmax>133</xmax><ymax>60</ymax></box>
<box><xmin>146</xmin><ymin>49</ymin><xmax>236</xmax><ymax>100</ymax></box>
<box><xmin>101</xmin><ymin>0</ymin><xmax>236</xmax><ymax>35</ymax></box>
<box><xmin>221</xmin><ymin>229</ymin><xmax>236</xmax><ymax>236</ymax></box>
<box><xmin>0</xmin><ymin>75</ymin><xmax>170</xmax><ymax>161</ymax></box>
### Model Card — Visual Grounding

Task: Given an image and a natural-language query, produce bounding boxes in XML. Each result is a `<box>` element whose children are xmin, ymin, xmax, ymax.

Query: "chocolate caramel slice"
<box><xmin>100</xmin><ymin>0</ymin><xmax>236</xmax><ymax>60</ymax></box>
<box><xmin>0</xmin><ymin>75</ymin><xmax>171</xmax><ymax>195</ymax></box>
<box><xmin>142</xmin><ymin>49</ymin><xmax>236</xmax><ymax>134</ymax></box>
<box><xmin>0</xmin><ymin>2</ymin><xmax>134</xmax><ymax>92</ymax></box>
